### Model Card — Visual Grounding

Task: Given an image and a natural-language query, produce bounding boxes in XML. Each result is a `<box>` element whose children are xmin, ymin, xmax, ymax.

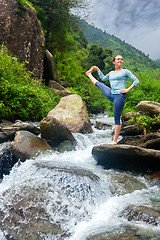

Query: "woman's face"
<box><xmin>113</xmin><ymin>55</ymin><xmax>123</xmax><ymax>67</ymax></box>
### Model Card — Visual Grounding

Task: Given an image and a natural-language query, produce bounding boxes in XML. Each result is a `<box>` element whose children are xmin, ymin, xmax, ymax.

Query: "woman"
<box><xmin>85</xmin><ymin>55</ymin><xmax>139</xmax><ymax>145</ymax></box>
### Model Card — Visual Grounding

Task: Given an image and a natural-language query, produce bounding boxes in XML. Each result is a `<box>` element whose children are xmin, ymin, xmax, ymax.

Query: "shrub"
<box><xmin>0</xmin><ymin>46</ymin><xmax>60</xmax><ymax>121</ymax></box>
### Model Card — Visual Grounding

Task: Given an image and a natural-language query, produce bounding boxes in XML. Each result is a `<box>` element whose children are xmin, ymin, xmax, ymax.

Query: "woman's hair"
<box><xmin>112</xmin><ymin>55</ymin><xmax>123</xmax><ymax>62</ymax></box>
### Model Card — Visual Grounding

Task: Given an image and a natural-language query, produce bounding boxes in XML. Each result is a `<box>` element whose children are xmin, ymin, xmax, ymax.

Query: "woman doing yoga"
<box><xmin>85</xmin><ymin>55</ymin><xmax>139</xmax><ymax>145</ymax></box>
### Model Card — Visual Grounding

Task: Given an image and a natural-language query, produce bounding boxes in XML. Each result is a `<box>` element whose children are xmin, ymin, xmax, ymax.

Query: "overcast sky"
<box><xmin>85</xmin><ymin>0</ymin><xmax>160</xmax><ymax>60</ymax></box>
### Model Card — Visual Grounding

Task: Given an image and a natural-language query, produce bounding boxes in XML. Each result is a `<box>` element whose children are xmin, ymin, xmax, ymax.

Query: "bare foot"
<box><xmin>109</xmin><ymin>140</ymin><xmax>117</xmax><ymax>145</ymax></box>
<box><xmin>85</xmin><ymin>66</ymin><xmax>95</xmax><ymax>76</ymax></box>
<box><xmin>85</xmin><ymin>70</ymin><xmax>92</xmax><ymax>76</ymax></box>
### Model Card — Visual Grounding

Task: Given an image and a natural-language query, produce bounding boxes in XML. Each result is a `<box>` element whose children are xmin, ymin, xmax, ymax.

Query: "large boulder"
<box><xmin>92</xmin><ymin>144</ymin><xmax>160</xmax><ymax>173</ymax></box>
<box><xmin>0</xmin><ymin>0</ymin><xmax>45</xmax><ymax>78</ymax></box>
<box><xmin>12</xmin><ymin>130</ymin><xmax>52</xmax><ymax>161</ymax></box>
<box><xmin>47</xmin><ymin>94</ymin><xmax>93</xmax><ymax>133</ymax></box>
<box><xmin>40</xmin><ymin>117</ymin><xmax>76</xmax><ymax>148</ymax></box>
<box><xmin>136</xmin><ymin>101</ymin><xmax>160</xmax><ymax>116</ymax></box>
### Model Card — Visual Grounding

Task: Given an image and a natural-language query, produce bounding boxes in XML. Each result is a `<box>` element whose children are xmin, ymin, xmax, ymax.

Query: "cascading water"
<box><xmin>0</xmin><ymin>115</ymin><xmax>160</xmax><ymax>240</ymax></box>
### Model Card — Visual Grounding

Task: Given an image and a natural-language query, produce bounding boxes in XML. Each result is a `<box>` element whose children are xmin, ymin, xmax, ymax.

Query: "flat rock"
<box><xmin>92</xmin><ymin>144</ymin><xmax>160</xmax><ymax>173</ymax></box>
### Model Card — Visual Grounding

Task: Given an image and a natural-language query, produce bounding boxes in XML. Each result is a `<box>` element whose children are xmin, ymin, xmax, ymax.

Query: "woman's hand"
<box><xmin>119</xmin><ymin>89</ymin><xmax>129</xmax><ymax>93</ymax></box>
<box><xmin>120</xmin><ymin>85</ymin><xmax>135</xmax><ymax>93</ymax></box>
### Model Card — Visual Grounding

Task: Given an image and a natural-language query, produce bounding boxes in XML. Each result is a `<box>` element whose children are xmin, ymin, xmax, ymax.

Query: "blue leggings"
<box><xmin>95</xmin><ymin>82</ymin><xmax>126</xmax><ymax>125</ymax></box>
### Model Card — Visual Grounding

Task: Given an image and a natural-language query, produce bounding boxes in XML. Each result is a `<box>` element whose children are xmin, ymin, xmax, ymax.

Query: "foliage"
<box><xmin>85</xmin><ymin>44</ymin><xmax>113</xmax><ymax>74</ymax></box>
<box><xmin>28</xmin><ymin>0</ymin><xmax>88</xmax><ymax>52</ymax></box>
<box><xmin>128</xmin><ymin>114</ymin><xmax>160</xmax><ymax>133</ymax></box>
<box><xmin>54</xmin><ymin>48</ymin><xmax>108</xmax><ymax>113</ymax></box>
<box><xmin>2</xmin><ymin>1</ymin><xmax>160</xmax><ymax>120</ymax></box>
<box><xmin>124</xmin><ymin>72</ymin><xmax>160</xmax><ymax>114</ymax></box>
<box><xmin>15</xmin><ymin>0</ymin><xmax>27</xmax><ymax>14</ymax></box>
<box><xmin>0</xmin><ymin>46</ymin><xmax>60</xmax><ymax>121</ymax></box>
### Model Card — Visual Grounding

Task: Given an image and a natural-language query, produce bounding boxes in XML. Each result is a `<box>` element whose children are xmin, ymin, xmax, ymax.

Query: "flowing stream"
<box><xmin>0</xmin><ymin>115</ymin><xmax>160</xmax><ymax>240</ymax></box>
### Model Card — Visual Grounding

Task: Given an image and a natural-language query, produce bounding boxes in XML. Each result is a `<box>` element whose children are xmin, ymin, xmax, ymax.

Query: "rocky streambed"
<box><xmin>0</xmin><ymin>97</ymin><xmax>160</xmax><ymax>240</ymax></box>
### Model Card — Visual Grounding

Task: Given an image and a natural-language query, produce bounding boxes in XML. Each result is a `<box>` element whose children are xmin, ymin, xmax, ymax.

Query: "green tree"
<box><xmin>86</xmin><ymin>44</ymin><xmax>113</xmax><ymax>72</ymax></box>
<box><xmin>29</xmin><ymin>0</ymin><xmax>88</xmax><ymax>52</ymax></box>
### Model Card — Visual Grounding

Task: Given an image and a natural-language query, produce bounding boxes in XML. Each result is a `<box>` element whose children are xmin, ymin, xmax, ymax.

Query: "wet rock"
<box><xmin>12</xmin><ymin>130</ymin><xmax>52</xmax><ymax>161</ymax></box>
<box><xmin>95</xmin><ymin>121</ymin><xmax>112</xmax><ymax>130</ymax></box>
<box><xmin>40</xmin><ymin>117</ymin><xmax>76</xmax><ymax>148</ymax></box>
<box><xmin>0</xmin><ymin>164</ymin><xmax>101</xmax><ymax>239</ymax></box>
<box><xmin>86</xmin><ymin>227</ymin><xmax>141</xmax><ymax>240</ymax></box>
<box><xmin>86</xmin><ymin>225</ymin><xmax>160</xmax><ymax>240</ymax></box>
<box><xmin>3</xmin><ymin>122</ymin><xmax>40</xmax><ymax>135</ymax></box>
<box><xmin>108</xmin><ymin>170</ymin><xmax>147</xmax><ymax>195</ymax></box>
<box><xmin>0</xmin><ymin>121</ymin><xmax>40</xmax><ymax>143</ymax></box>
<box><xmin>0</xmin><ymin>143</ymin><xmax>17</xmax><ymax>178</ymax></box>
<box><xmin>121</xmin><ymin>205</ymin><xmax>160</xmax><ymax>226</ymax></box>
<box><xmin>57</xmin><ymin>140</ymin><xmax>75</xmax><ymax>152</ymax></box>
<box><xmin>92</xmin><ymin>144</ymin><xmax>160</xmax><ymax>173</ymax></box>
<box><xmin>0</xmin><ymin>187</ymin><xmax>63</xmax><ymax>240</ymax></box>
<box><xmin>35</xmin><ymin>162</ymin><xmax>100</xmax><ymax>181</ymax></box>
<box><xmin>0</xmin><ymin>130</ymin><xmax>8</xmax><ymax>143</ymax></box>
<box><xmin>0</xmin><ymin>0</ymin><xmax>45</xmax><ymax>79</ymax></box>
<box><xmin>136</xmin><ymin>101</ymin><xmax>160</xmax><ymax>116</ymax></box>
<box><xmin>47</xmin><ymin>94</ymin><xmax>93</xmax><ymax>133</ymax></box>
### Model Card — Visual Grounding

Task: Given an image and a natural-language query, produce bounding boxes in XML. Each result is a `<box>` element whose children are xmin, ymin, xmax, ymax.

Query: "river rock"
<box><xmin>0</xmin><ymin>186</ymin><xmax>63</xmax><ymax>240</ymax></box>
<box><xmin>118</xmin><ymin>131</ymin><xmax>160</xmax><ymax>150</ymax></box>
<box><xmin>0</xmin><ymin>121</ymin><xmax>40</xmax><ymax>143</ymax></box>
<box><xmin>40</xmin><ymin>117</ymin><xmax>76</xmax><ymax>148</ymax></box>
<box><xmin>86</xmin><ymin>226</ymin><xmax>158</xmax><ymax>240</ymax></box>
<box><xmin>0</xmin><ymin>130</ymin><xmax>8</xmax><ymax>143</ymax></box>
<box><xmin>12</xmin><ymin>130</ymin><xmax>52</xmax><ymax>161</ymax></box>
<box><xmin>0</xmin><ymin>0</ymin><xmax>45</xmax><ymax>78</ymax></box>
<box><xmin>108</xmin><ymin>170</ymin><xmax>147</xmax><ymax>196</ymax></box>
<box><xmin>92</xmin><ymin>144</ymin><xmax>160</xmax><ymax>173</ymax></box>
<box><xmin>0</xmin><ymin>143</ymin><xmax>17</xmax><ymax>178</ymax></box>
<box><xmin>3</xmin><ymin>121</ymin><xmax>40</xmax><ymax>135</ymax></box>
<box><xmin>136</xmin><ymin>101</ymin><xmax>160</xmax><ymax>116</ymax></box>
<box><xmin>121</xmin><ymin>124</ymin><xmax>144</xmax><ymax>136</ymax></box>
<box><xmin>121</xmin><ymin>205</ymin><xmax>160</xmax><ymax>225</ymax></box>
<box><xmin>95</xmin><ymin>121</ymin><xmax>112</xmax><ymax>130</ymax></box>
<box><xmin>0</xmin><ymin>163</ymin><xmax>101</xmax><ymax>239</ymax></box>
<box><xmin>47</xmin><ymin>94</ymin><xmax>93</xmax><ymax>133</ymax></box>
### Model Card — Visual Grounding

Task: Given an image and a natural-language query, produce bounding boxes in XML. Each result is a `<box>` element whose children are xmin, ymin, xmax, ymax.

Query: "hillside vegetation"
<box><xmin>0</xmin><ymin>0</ymin><xmax>160</xmax><ymax>123</ymax></box>
<box><xmin>81</xmin><ymin>20</ymin><xmax>160</xmax><ymax>76</ymax></box>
